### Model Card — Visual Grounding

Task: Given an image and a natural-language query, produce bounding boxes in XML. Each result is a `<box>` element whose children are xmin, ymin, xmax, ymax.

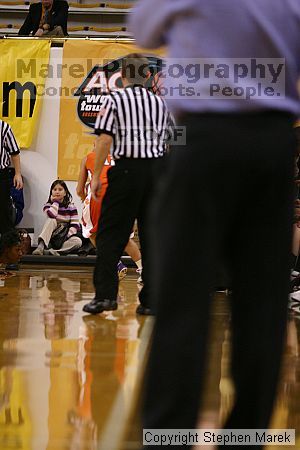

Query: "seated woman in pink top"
<box><xmin>33</xmin><ymin>180</ymin><xmax>82</xmax><ymax>256</ymax></box>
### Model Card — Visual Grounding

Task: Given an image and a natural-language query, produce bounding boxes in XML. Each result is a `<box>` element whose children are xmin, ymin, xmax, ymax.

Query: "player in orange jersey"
<box><xmin>77</xmin><ymin>144</ymin><xmax>142</xmax><ymax>280</ymax></box>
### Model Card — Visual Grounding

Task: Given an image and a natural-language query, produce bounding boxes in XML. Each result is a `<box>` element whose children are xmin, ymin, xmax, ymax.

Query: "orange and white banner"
<box><xmin>58</xmin><ymin>40</ymin><xmax>164</xmax><ymax>180</ymax></box>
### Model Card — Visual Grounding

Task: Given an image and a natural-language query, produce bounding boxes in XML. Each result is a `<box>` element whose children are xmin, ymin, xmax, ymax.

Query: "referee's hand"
<box><xmin>91</xmin><ymin>177</ymin><xmax>102</xmax><ymax>201</ymax></box>
<box><xmin>13</xmin><ymin>173</ymin><xmax>23</xmax><ymax>190</ymax></box>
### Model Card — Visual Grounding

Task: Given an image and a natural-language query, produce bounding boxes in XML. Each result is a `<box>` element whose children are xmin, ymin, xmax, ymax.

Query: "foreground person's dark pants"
<box><xmin>142</xmin><ymin>112</ymin><xmax>295</xmax><ymax>449</ymax></box>
<box><xmin>93</xmin><ymin>157</ymin><xmax>166</xmax><ymax>308</ymax></box>
<box><xmin>0</xmin><ymin>168</ymin><xmax>13</xmax><ymax>234</ymax></box>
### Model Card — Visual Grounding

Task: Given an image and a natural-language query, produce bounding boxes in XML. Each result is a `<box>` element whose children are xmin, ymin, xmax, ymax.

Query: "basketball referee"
<box><xmin>83</xmin><ymin>53</ymin><xmax>173</xmax><ymax>315</ymax></box>
<box><xmin>0</xmin><ymin>120</ymin><xmax>23</xmax><ymax>235</ymax></box>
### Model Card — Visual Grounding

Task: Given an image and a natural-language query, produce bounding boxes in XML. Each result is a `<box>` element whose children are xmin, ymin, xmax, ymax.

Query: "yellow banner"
<box><xmin>58</xmin><ymin>40</ymin><xmax>164</xmax><ymax>180</ymax></box>
<box><xmin>0</xmin><ymin>39</ymin><xmax>51</xmax><ymax>148</ymax></box>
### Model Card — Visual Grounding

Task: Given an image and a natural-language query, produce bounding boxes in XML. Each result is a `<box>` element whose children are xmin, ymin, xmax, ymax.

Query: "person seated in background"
<box><xmin>0</xmin><ymin>230</ymin><xmax>23</xmax><ymax>279</ymax></box>
<box><xmin>18</xmin><ymin>0</ymin><xmax>68</xmax><ymax>37</ymax></box>
<box><xmin>33</xmin><ymin>180</ymin><xmax>82</xmax><ymax>256</ymax></box>
<box><xmin>76</xmin><ymin>145</ymin><xmax>143</xmax><ymax>281</ymax></box>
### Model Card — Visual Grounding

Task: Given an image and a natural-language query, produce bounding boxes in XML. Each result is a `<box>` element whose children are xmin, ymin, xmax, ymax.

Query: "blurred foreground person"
<box><xmin>130</xmin><ymin>1</ymin><xmax>300</xmax><ymax>448</ymax></box>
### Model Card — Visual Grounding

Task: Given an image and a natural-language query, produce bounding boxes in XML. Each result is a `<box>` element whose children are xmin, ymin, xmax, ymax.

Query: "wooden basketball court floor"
<box><xmin>0</xmin><ymin>264</ymin><xmax>299</xmax><ymax>450</ymax></box>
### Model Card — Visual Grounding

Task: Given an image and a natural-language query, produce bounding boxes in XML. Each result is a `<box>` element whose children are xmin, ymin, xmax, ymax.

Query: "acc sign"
<box><xmin>74</xmin><ymin>55</ymin><xmax>163</xmax><ymax>129</ymax></box>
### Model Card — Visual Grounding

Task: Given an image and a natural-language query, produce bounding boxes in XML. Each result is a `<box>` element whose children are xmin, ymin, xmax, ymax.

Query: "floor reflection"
<box><xmin>0</xmin><ymin>269</ymin><xmax>145</xmax><ymax>450</ymax></box>
<box><xmin>1</xmin><ymin>271</ymin><xmax>300</xmax><ymax>450</ymax></box>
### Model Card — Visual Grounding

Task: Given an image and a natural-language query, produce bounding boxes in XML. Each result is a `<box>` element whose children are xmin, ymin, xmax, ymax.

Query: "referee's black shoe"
<box><xmin>136</xmin><ymin>304</ymin><xmax>155</xmax><ymax>316</ymax></box>
<box><xmin>83</xmin><ymin>299</ymin><xmax>117</xmax><ymax>314</ymax></box>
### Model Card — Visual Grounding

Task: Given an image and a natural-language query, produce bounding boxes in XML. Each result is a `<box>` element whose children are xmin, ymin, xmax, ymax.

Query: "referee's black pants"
<box><xmin>94</xmin><ymin>157</ymin><xmax>166</xmax><ymax>307</ymax></box>
<box><xmin>0</xmin><ymin>168</ymin><xmax>13</xmax><ymax>235</ymax></box>
<box><xmin>142</xmin><ymin>112</ymin><xmax>295</xmax><ymax>449</ymax></box>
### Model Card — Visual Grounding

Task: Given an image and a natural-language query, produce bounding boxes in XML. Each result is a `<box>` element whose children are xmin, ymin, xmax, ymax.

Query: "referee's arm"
<box><xmin>3</xmin><ymin>123</ymin><xmax>23</xmax><ymax>190</ymax></box>
<box><xmin>129</xmin><ymin>0</ymin><xmax>191</xmax><ymax>48</ymax></box>
<box><xmin>91</xmin><ymin>96</ymin><xmax>115</xmax><ymax>200</ymax></box>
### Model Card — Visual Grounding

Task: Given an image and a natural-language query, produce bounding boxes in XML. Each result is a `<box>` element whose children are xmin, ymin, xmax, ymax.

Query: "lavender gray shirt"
<box><xmin>129</xmin><ymin>0</ymin><xmax>300</xmax><ymax>116</ymax></box>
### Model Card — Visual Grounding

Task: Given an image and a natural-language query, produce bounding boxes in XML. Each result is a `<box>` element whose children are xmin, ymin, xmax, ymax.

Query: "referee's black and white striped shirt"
<box><xmin>0</xmin><ymin>120</ymin><xmax>20</xmax><ymax>170</ymax></box>
<box><xmin>94</xmin><ymin>85</ymin><xmax>174</xmax><ymax>159</ymax></box>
